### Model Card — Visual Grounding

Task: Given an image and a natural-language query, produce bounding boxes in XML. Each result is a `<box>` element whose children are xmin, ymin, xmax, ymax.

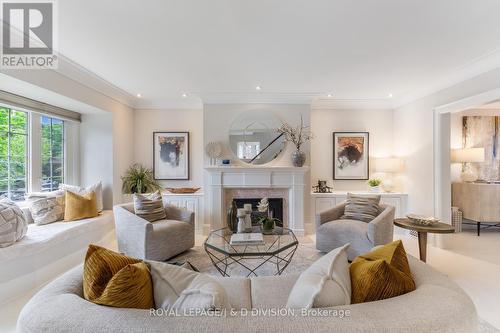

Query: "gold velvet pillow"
<box><xmin>64</xmin><ymin>190</ymin><xmax>98</xmax><ymax>221</ymax></box>
<box><xmin>350</xmin><ymin>240</ymin><xmax>416</xmax><ymax>304</ymax></box>
<box><xmin>83</xmin><ymin>244</ymin><xmax>154</xmax><ymax>309</ymax></box>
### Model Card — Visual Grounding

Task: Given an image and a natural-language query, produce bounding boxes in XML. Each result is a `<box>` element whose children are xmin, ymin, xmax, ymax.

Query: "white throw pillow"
<box><xmin>26</xmin><ymin>190</ymin><xmax>65</xmax><ymax>225</ymax></box>
<box><xmin>60</xmin><ymin>182</ymin><xmax>103</xmax><ymax>212</ymax></box>
<box><xmin>29</xmin><ymin>197</ymin><xmax>65</xmax><ymax>225</ymax></box>
<box><xmin>149</xmin><ymin>261</ymin><xmax>230</xmax><ymax>310</ymax></box>
<box><xmin>286</xmin><ymin>243</ymin><xmax>351</xmax><ymax>309</ymax></box>
<box><xmin>0</xmin><ymin>198</ymin><xmax>27</xmax><ymax>248</ymax></box>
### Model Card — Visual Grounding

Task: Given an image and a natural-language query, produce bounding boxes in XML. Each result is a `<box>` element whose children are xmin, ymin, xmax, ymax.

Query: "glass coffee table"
<box><xmin>204</xmin><ymin>226</ymin><xmax>298</xmax><ymax>277</ymax></box>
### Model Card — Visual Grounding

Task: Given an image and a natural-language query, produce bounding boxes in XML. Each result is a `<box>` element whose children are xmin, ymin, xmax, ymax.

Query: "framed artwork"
<box><xmin>153</xmin><ymin>132</ymin><xmax>189</xmax><ymax>180</ymax></box>
<box><xmin>333</xmin><ymin>132</ymin><xmax>369</xmax><ymax>180</ymax></box>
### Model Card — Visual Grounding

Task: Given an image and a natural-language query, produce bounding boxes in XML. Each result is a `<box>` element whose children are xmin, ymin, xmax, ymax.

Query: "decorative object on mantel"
<box><xmin>451</xmin><ymin>147</ymin><xmax>485</xmax><ymax>182</ymax></box>
<box><xmin>221</xmin><ymin>159</ymin><xmax>231</xmax><ymax>165</ymax></box>
<box><xmin>276</xmin><ymin>115</ymin><xmax>312</xmax><ymax>167</ymax></box>
<box><xmin>153</xmin><ymin>131</ymin><xmax>190</xmax><ymax>180</ymax></box>
<box><xmin>406</xmin><ymin>214</ymin><xmax>440</xmax><ymax>226</ymax></box>
<box><xmin>164</xmin><ymin>187</ymin><xmax>200</xmax><ymax>194</ymax></box>
<box><xmin>227</xmin><ymin>200</ymin><xmax>238</xmax><ymax>232</ymax></box>
<box><xmin>205</xmin><ymin>141</ymin><xmax>222</xmax><ymax>165</ymax></box>
<box><xmin>333</xmin><ymin>132</ymin><xmax>369</xmax><ymax>180</ymax></box>
<box><xmin>312</xmin><ymin>180</ymin><xmax>333</xmax><ymax>193</ymax></box>
<box><xmin>367</xmin><ymin>178</ymin><xmax>382</xmax><ymax>193</ymax></box>
<box><xmin>121</xmin><ymin>163</ymin><xmax>161</xmax><ymax>194</ymax></box>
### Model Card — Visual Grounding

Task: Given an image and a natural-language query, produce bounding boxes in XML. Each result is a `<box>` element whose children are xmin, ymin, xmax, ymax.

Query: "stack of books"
<box><xmin>230</xmin><ymin>233</ymin><xmax>265</xmax><ymax>246</ymax></box>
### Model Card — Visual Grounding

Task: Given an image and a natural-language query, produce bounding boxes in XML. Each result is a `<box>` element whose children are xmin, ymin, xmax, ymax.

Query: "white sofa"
<box><xmin>17</xmin><ymin>255</ymin><xmax>478</xmax><ymax>333</ymax></box>
<box><xmin>0</xmin><ymin>210</ymin><xmax>114</xmax><ymax>306</ymax></box>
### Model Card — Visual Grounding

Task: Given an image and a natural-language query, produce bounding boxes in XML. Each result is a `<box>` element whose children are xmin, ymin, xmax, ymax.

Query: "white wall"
<box><xmin>133</xmin><ymin>108</ymin><xmax>204</xmax><ymax>188</ymax></box>
<box><xmin>394</xmin><ymin>67</ymin><xmax>500</xmax><ymax>217</ymax></box>
<box><xmin>450</xmin><ymin>112</ymin><xmax>463</xmax><ymax>182</ymax></box>
<box><xmin>311</xmin><ymin>108</ymin><xmax>394</xmax><ymax>191</ymax></box>
<box><xmin>113</xmin><ymin>106</ymin><xmax>135</xmax><ymax>203</ymax></box>
<box><xmin>79</xmin><ymin>113</ymin><xmax>114</xmax><ymax>209</ymax></box>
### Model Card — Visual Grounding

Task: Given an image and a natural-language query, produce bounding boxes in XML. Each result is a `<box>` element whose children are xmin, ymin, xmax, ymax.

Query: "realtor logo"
<box><xmin>1</xmin><ymin>0</ymin><xmax>57</xmax><ymax>69</ymax></box>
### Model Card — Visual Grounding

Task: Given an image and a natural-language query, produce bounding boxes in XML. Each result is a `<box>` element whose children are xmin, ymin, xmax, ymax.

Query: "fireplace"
<box><xmin>204</xmin><ymin>166</ymin><xmax>309</xmax><ymax>235</ymax></box>
<box><xmin>233</xmin><ymin>198</ymin><xmax>284</xmax><ymax>227</ymax></box>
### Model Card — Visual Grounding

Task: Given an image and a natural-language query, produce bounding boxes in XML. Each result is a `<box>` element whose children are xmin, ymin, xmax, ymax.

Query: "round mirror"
<box><xmin>229</xmin><ymin>112</ymin><xmax>285</xmax><ymax>165</ymax></box>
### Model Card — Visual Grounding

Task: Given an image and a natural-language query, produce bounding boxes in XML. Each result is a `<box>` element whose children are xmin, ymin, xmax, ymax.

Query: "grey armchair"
<box><xmin>113</xmin><ymin>203</ymin><xmax>195</xmax><ymax>261</ymax></box>
<box><xmin>315</xmin><ymin>203</ymin><xmax>395</xmax><ymax>260</ymax></box>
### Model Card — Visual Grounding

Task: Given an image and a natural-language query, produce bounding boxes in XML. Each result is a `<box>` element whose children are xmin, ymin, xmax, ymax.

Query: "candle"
<box><xmin>244</xmin><ymin>204</ymin><xmax>252</xmax><ymax>213</ymax></box>
<box><xmin>237</xmin><ymin>208</ymin><xmax>246</xmax><ymax>217</ymax></box>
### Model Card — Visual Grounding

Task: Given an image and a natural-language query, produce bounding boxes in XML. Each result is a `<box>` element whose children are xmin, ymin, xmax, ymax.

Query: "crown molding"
<box><xmin>311</xmin><ymin>98</ymin><xmax>393</xmax><ymax>110</ymax></box>
<box><xmin>0</xmin><ymin>25</ymin><xmax>137</xmax><ymax>109</ymax></box>
<box><xmin>196</xmin><ymin>91</ymin><xmax>320</xmax><ymax>105</ymax></box>
<box><xmin>134</xmin><ymin>97</ymin><xmax>204</xmax><ymax>110</ymax></box>
<box><xmin>393</xmin><ymin>47</ymin><xmax>500</xmax><ymax>109</ymax></box>
<box><xmin>54</xmin><ymin>54</ymin><xmax>137</xmax><ymax>108</ymax></box>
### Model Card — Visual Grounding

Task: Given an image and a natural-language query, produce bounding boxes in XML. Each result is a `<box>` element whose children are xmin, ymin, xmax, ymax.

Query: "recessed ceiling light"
<box><xmin>327</xmin><ymin>93</ymin><xmax>333</xmax><ymax>98</ymax></box>
<box><xmin>388</xmin><ymin>93</ymin><xmax>393</xmax><ymax>98</ymax></box>
<box><xmin>255</xmin><ymin>86</ymin><xmax>261</xmax><ymax>91</ymax></box>
<box><xmin>182</xmin><ymin>93</ymin><xmax>188</xmax><ymax>98</ymax></box>
<box><xmin>136</xmin><ymin>93</ymin><xmax>142</xmax><ymax>98</ymax></box>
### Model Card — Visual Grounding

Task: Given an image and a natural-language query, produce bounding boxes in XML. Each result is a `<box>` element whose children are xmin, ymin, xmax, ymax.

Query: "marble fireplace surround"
<box><xmin>224</xmin><ymin>188</ymin><xmax>289</xmax><ymax>227</ymax></box>
<box><xmin>205</xmin><ymin>166</ymin><xmax>309</xmax><ymax>235</ymax></box>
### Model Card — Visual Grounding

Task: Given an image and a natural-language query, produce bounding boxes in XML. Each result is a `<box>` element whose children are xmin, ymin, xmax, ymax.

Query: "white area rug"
<box><xmin>171</xmin><ymin>242</ymin><xmax>499</xmax><ymax>332</ymax></box>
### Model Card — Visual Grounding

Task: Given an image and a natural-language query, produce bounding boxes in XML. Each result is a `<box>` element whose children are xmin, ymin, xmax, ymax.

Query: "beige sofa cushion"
<box><xmin>213</xmin><ymin>276</ymin><xmax>251</xmax><ymax>310</ymax></box>
<box><xmin>149</xmin><ymin>261</ymin><xmax>230</xmax><ymax>310</ymax></box>
<box><xmin>251</xmin><ymin>274</ymin><xmax>299</xmax><ymax>309</ymax></box>
<box><xmin>286</xmin><ymin>243</ymin><xmax>351</xmax><ymax>308</ymax></box>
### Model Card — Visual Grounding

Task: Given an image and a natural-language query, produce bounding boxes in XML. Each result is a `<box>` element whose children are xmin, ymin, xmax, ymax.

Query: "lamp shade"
<box><xmin>451</xmin><ymin>148</ymin><xmax>484</xmax><ymax>163</ymax></box>
<box><xmin>374</xmin><ymin>157</ymin><xmax>404</xmax><ymax>173</ymax></box>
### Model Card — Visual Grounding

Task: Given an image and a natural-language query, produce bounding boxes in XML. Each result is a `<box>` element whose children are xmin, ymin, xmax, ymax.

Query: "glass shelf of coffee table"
<box><xmin>204</xmin><ymin>226</ymin><xmax>298</xmax><ymax>277</ymax></box>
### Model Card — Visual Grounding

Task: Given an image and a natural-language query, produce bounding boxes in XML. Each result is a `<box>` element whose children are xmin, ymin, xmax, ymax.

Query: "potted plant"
<box><xmin>368</xmin><ymin>178</ymin><xmax>382</xmax><ymax>193</ymax></box>
<box><xmin>258</xmin><ymin>216</ymin><xmax>280</xmax><ymax>234</ymax></box>
<box><xmin>256</xmin><ymin>197</ymin><xmax>280</xmax><ymax>233</ymax></box>
<box><xmin>276</xmin><ymin>116</ymin><xmax>313</xmax><ymax>167</ymax></box>
<box><xmin>122</xmin><ymin>164</ymin><xmax>161</xmax><ymax>197</ymax></box>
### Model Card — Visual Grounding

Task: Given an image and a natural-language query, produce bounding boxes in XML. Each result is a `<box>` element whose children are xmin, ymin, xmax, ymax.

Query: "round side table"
<box><xmin>394</xmin><ymin>218</ymin><xmax>454</xmax><ymax>263</ymax></box>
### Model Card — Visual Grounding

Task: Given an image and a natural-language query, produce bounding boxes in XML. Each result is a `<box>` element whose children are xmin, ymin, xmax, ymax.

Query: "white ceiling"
<box><xmin>55</xmin><ymin>0</ymin><xmax>500</xmax><ymax>108</ymax></box>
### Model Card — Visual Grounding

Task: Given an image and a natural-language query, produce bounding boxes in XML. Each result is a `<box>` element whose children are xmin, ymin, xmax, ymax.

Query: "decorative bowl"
<box><xmin>165</xmin><ymin>187</ymin><xmax>201</xmax><ymax>194</ymax></box>
<box><xmin>406</xmin><ymin>214</ymin><xmax>440</xmax><ymax>226</ymax></box>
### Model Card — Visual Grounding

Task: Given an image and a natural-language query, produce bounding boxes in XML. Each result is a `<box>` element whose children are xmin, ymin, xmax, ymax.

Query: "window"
<box><xmin>0</xmin><ymin>104</ymin><xmax>67</xmax><ymax>201</ymax></box>
<box><xmin>41</xmin><ymin>116</ymin><xmax>64</xmax><ymax>191</ymax></box>
<box><xmin>237</xmin><ymin>141</ymin><xmax>261</xmax><ymax>160</ymax></box>
<box><xmin>0</xmin><ymin>107</ymin><xmax>28</xmax><ymax>201</ymax></box>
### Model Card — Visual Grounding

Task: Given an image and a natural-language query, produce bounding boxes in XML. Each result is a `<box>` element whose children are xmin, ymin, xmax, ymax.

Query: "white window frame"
<box><xmin>0</xmin><ymin>103</ymin><xmax>70</xmax><ymax>200</ymax></box>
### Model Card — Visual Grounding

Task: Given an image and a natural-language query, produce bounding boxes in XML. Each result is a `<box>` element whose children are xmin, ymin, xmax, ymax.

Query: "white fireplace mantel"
<box><xmin>204</xmin><ymin>166</ymin><xmax>309</xmax><ymax>235</ymax></box>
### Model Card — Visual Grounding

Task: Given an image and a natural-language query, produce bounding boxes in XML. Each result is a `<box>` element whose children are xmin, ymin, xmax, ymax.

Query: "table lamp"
<box><xmin>451</xmin><ymin>148</ymin><xmax>484</xmax><ymax>182</ymax></box>
<box><xmin>374</xmin><ymin>157</ymin><xmax>404</xmax><ymax>192</ymax></box>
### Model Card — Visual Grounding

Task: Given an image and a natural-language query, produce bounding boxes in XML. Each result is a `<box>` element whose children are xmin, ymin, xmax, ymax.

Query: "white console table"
<box><xmin>311</xmin><ymin>191</ymin><xmax>408</xmax><ymax>223</ymax></box>
<box><xmin>162</xmin><ymin>192</ymin><xmax>204</xmax><ymax>234</ymax></box>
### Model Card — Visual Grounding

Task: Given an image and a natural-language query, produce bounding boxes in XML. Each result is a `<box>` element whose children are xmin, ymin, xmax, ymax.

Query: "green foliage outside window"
<box><xmin>0</xmin><ymin>107</ymin><xmax>28</xmax><ymax>200</ymax></box>
<box><xmin>0</xmin><ymin>107</ymin><xmax>65</xmax><ymax>200</ymax></box>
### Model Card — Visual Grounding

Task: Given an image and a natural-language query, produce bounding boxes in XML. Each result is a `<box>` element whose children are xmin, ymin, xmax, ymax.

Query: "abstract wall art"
<box><xmin>462</xmin><ymin>116</ymin><xmax>500</xmax><ymax>181</ymax></box>
<box><xmin>153</xmin><ymin>132</ymin><xmax>189</xmax><ymax>180</ymax></box>
<box><xmin>333</xmin><ymin>132</ymin><xmax>369</xmax><ymax>180</ymax></box>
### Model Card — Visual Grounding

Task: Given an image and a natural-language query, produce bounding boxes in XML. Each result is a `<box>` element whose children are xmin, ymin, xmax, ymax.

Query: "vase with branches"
<box><xmin>276</xmin><ymin>116</ymin><xmax>313</xmax><ymax>167</ymax></box>
<box><xmin>122</xmin><ymin>164</ymin><xmax>161</xmax><ymax>194</ymax></box>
